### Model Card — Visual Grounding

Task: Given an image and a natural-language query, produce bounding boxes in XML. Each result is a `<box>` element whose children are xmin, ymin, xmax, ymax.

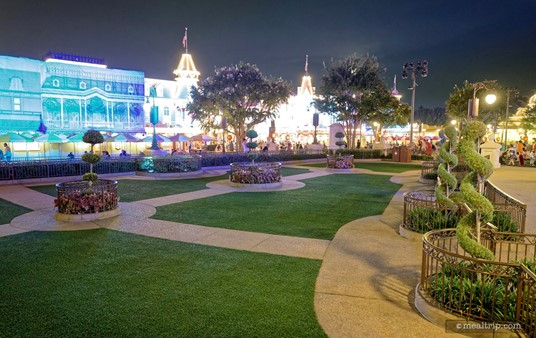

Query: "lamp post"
<box><xmin>402</xmin><ymin>61</ymin><xmax>428</xmax><ymax>150</ymax></box>
<box><xmin>148</xmin><ymin>85</ymin><xmax>160</xmax><ymax>150</ymax></box>
<box><xmin>502</xmin><ymin>88</ymin><xmax>518</xmax><ymax>149</ymax></box>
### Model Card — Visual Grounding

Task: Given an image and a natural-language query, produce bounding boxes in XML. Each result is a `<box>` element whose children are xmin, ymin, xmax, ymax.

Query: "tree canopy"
<box><xmin>188</xmin><ymin>62</ymin><xmax>290</xmax><ymax>150</ymax></box>
<box><xmin>445</xmin><ymin>80</ymin><xmax>506</xmax><ymax>123</ymax></box>
<box><xmin>314</xmin><ymin>54</ymin><xmax>404</xmax><ymax>147</ymax></box>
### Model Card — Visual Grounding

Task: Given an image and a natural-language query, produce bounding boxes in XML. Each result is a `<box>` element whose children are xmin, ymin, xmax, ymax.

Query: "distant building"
<box><xmin>0</xmin><ymin>53</ymin><xmax>145</xmax><ymax>134</ymax></box>
<box><xmin>143</xmin><ymin>51</ymin><xmax>201</xmax><ymax>135</ymax></box>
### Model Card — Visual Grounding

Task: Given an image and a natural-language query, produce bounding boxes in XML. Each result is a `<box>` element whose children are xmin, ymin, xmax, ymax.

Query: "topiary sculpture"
<box><xmin>81</xmin><ymin>130</ymin><xmax>104</xmax><ymax>184</ymax></box>
<box><xmin>434</xmin><ymin>125</ymin><xmax>460</xmax><ymax>207</ymax></box>
<box><xmin>334</xmin><ymin>131</ymin><xmax>345</xmax><ymax>151</ymax></box>
<box><xmin>246</xmin><ymin>129</ymin><xmax>259</xmax><ymax>163</ymax></box>
<box><xmin>456</xmin><ymin>121</ymin><xmax>495</xmax><ymax>260</ymax></box>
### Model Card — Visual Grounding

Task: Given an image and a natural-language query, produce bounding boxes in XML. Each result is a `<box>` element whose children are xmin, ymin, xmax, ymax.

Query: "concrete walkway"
<box><xmin>0</xmin><ymin>170</ymin><xmax>332</xmax><ymax>260</ymax></box>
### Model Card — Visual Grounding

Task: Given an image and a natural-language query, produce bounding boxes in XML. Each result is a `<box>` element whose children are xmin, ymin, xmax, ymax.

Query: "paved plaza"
<box><xmin>0</xmin><ymin>161</ymin><xmax>533</xmax><ymax>337</ymax></box>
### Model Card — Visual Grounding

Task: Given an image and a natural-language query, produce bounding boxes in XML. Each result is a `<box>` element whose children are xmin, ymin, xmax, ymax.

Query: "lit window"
<box><xmin>105</xmin><ymin>83</ymin><xmax>111</xmax><ymax>91</ymax></box>
<box><xmin>13</xmin><ymin>97</ymin><xmax>21</xmax><ymax>111</ymax></box>
<box><xmin>128</xmin><ymin>85</ymin><xmax>134</xmax><ymax>94</ymax></box>
<box><xmin>80</xmin><ymin>81</ymin><xmax>87</xmax><ymax>89</ymax></box>
<box><xmin>52</xmin><ymin>79</ymin><xmax>60</xmax><ymax>87</ymax></box>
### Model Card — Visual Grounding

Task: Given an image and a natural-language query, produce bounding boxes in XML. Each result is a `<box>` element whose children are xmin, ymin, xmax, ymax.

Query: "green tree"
<box><xmin>445</xmin><ymin>80</ymin><xmax>505</xmax><ymax>126</ymax></box>
<box><xmin>314</xmin><ymin>54</ymin><xmax>399</xmax><ymax>148</ymax></box>
<box><xmin>368</xmin><ymin>99</ymin><xmax>411</xmax><ymax>140</ymax></box>
<box><xmin>414</xmin><ymin>106</ymin><xmax>449</xmax><ymax>126</ymax></box>
<box><xmin>188</xmin><ymin>63</ymin><xmax>290</xmax><ymax>151</ymax></box>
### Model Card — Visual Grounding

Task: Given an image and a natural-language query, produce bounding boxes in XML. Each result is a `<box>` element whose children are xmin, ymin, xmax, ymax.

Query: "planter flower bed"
<box><xmin>230</xmin><ymin>162</ymin><xmax>282</xmax><ymax>184</ymax></box>
<box><xmin>55</xmin><ymin>179</ymin><xmax>119</xmax><ymax>214</ymax></box>
<box><xmin>327</xmin><ymin>155</ymin><xmax>354</xmax><ymax>169</ymax></box>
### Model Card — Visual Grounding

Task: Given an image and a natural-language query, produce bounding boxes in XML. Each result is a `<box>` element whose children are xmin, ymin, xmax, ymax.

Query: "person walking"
<box><xmin>508</xmin><ymin>151</ymin><xmax>517</xmax><ymax>166</ymax></box>
<box><xmin>3</xmin><ymin>143</ymin><xmax>11</xmax><ymax>161</ymax></box>
<box><xmin>519</xmin><ymin>151</ymin><xmax>525</xmax><ymax>166</ymax></box>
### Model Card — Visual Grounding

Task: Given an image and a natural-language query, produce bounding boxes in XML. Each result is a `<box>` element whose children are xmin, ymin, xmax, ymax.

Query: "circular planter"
<box><xmin>327</xmin><ymin>154</ymin><xmax>354</xmax><ymax>169</ymax></box>
<box><xmin>400</xmin><ymin>190</ymin><xmax>460</xmax><ymax>238</ymax></box>
<box><xmin>55</xmin><ymin>179</ymin><xmax>120</xmax><ymax>219</ymax></box>
<box><xmin>230</xmin><ymin>162</ymin><xmax>282</xmax><ymax>184</ymax></box>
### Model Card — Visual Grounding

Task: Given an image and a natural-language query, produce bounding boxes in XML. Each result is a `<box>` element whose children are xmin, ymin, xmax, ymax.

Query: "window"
<box><xmin>52</xmin><ymin>79</ymin><xmax>60</xmax><ymax>87</ymax></box>
<box><xmin>9</xmin><ymin>77</ymin><xmax>24</xmax><ymax>91</ymax></box>
<box><xmin>164</xmin><ymin>107</ymin><xmax>170</xmax><ymax>116</ymax></box>
<box><xmin>80</xmin><ymin>81</ymin><xmax>87</xmax><ymax>89</ymax></box>
<box><xmin>105</xmin><ymin>83</ymin><xmax>111</xmax><ymax>91</ymax></box>
<box><xmin>13</xmin><ymin>97</ymin><xmax>21</xmax><ymax>111</ymax></box>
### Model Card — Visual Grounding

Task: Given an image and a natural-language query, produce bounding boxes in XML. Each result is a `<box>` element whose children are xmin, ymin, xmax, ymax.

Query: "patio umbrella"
<box><xmin>34</xmin><ymin>132</ymin><xmax>68</xmax><ymax>143</ymax></box>
<box><xmin>108</xmin><ymin>133</ymin><xmax>139</xmax><ymax>142</ymax></box>
<box><xmin>67</xmin><ymin>133</ymin><xmax>86</xmax><ymax>143</ymax></box>
<box><xmin>190</xmin><ymin>134</ymin><xmax>214</xmax><ymax>142</ymax></box>
<box><xmin>34</xmin><ymin>133</ymin><xmax>68</xmax><ymax>158</ymax></box>
<box><xmin>0</xmin><ymin>132</ymin><xmax>34</xmax><ymax>143</ymax></box>
<box><xmin>169</xmin><ymin>134</ymin><xmax>190</xmax><ymax>142</ymax></box>
<box><xmin>141</xmin><ymin>134</ymin><xmax>171</xmax><ymax>143</ymax></box>
<box><xmin>108</xmin><ymin>133</ymin><xmax>139</xmax><ymax>155</ymax></box>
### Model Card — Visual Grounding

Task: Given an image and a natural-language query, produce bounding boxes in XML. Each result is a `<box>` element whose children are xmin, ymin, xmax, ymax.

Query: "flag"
<box><xmin>182</xmin><ymin>27</ymin><xmax>188</xmax><ymax>50</ymax></box>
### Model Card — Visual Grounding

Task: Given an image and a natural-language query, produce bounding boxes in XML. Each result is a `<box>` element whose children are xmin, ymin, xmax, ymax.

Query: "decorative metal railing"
<box><xmin>421</xmin><ymin>228</ymin><xmax>536</xmax><ymax>337</ymax></box>
<box><xmin>0</xmin><ymin>158</ymin><xmax>137</xmax><ymax>182</ymax></box>
<box><xmin>483</xmin><ymin>180</ymin><xmax>527</xmax><ymax>233</ymax></box>
<box><xmin>402</xmin><ymin>191</ymin><xmax>464</xmax><ymax>233</ymax></box>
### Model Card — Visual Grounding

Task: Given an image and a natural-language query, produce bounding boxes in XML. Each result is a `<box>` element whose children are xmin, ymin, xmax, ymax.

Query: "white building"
<box><xmin>143</xmin><ymin>48</ymin><xmax>201</xmax><ymax>136</ymax></box>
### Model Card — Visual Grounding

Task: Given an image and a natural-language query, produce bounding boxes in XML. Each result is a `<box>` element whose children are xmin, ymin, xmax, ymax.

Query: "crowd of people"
<box><xmin>501</xmin><ymin>139</ymin><xmax>536</xmax><ymax>166</ymax></box>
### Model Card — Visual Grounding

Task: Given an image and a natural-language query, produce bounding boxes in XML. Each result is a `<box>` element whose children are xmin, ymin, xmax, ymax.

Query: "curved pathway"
<box><xmin>0</xmin><ymin>169</ymin><xmax>331</xmax><ymax>260</ymax></box>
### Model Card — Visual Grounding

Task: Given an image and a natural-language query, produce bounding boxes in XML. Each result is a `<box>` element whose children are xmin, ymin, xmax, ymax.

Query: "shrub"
<box><xmin>407</xmin><ymin>207</ymin><xmax>458</xmax><ymax>233</ymax></box>
<box><xmin>81</xmin><ymin>153</ymin><xmax>102</xmax><ymax>164</ymax></box>
<box><xmin>82</xmin><ymin>173</ymin><xmax>98</xmax><ymax>182</ymax></box>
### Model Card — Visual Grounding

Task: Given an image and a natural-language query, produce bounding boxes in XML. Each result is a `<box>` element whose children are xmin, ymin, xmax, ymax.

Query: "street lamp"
<box><xmin>148</xmin><ymin>85</ymin><xmax>160</xmax><ymax>150</ymax></box>
<box><xmin>467</xmin><ymin>83</ymin><xmax>497</xmax><ymax>120</ymax></box>
<box><xmin>402</xmin><ymin>60</ymin><xmax>428</xmax><ymax>150</ymax></box>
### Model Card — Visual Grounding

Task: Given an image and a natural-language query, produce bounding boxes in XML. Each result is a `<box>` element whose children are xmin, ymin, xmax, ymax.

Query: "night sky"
<box><xmin>2</xmin><ymin>0</ymin><xmax>535</xmax><ymax>107</ymax></box>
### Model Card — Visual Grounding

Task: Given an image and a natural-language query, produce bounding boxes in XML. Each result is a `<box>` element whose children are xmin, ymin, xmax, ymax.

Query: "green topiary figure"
<box><xmin>334</xmin><ymin>131</ymin><xmax>345</xmax><ymax>151</ymax></box>
<box><xmin>81</xmin><ymin>130</ymin><xmax>104</xmax><ymax>184</ymax></box>
<box><xmin>434</xmin><ymin>125</ymin><xmax>460</xmax><ymax>207</ymax></box>
<box><xmin>245</xmin><ymin>130</ymin><xmax>259</xmax><ymax>163</ymax></box>
<box><xmin>456</xmin><ymin>121</ymin><xmax>495</xmax><ymax>260</ymax></box>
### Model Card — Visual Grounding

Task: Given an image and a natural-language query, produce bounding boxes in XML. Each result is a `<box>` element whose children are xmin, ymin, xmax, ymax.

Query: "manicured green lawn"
<box><xmin>27</xmin><ymin>167</ymin><xmax>312</xmax><ymax>202</ymax></box>
<box><xmin>300</xmin><ymin>161</ymin><xmax>421</xmax><ymax>173</ymax></box>
<box><xmin>153</xmin><ymin>174</ymin><xmax>400</xmax><ymax>240</ymax></box>
<box><xmin>0</xmin><ymin>230</ymin><xmax>325</xmax><ymax>338</ymax></box>
<box><xmin>0</xmin><ymin>198</ymin><xmax>31</xmax><ymax>224</ymax></box>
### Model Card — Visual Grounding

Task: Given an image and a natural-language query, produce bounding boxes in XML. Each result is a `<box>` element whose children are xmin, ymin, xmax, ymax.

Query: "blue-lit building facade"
<box><xmin>0</xmin><ymin>54</ymin><xmax>145</xmax><ymax>134</ymax></box>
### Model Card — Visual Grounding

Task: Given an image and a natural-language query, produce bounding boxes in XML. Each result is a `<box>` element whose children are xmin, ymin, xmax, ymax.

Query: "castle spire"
<box><xmin>174</xmin><ymin>28</ymin><xmax>200</xmax><ymax>99</ymax></box>
<box><xmin>174</xmin><ymin>28</ymin><xmax>199</xmax><ymax>81</ymax></box>
<box><xmin>298</xmin><ymin>54</ymin><xmax>314</xmax><ymax>96</ymax></box>
<box><xmin>391</xmin><ymin>75</ymin><xmax>402</xmax><ymax>100</ymax></box>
